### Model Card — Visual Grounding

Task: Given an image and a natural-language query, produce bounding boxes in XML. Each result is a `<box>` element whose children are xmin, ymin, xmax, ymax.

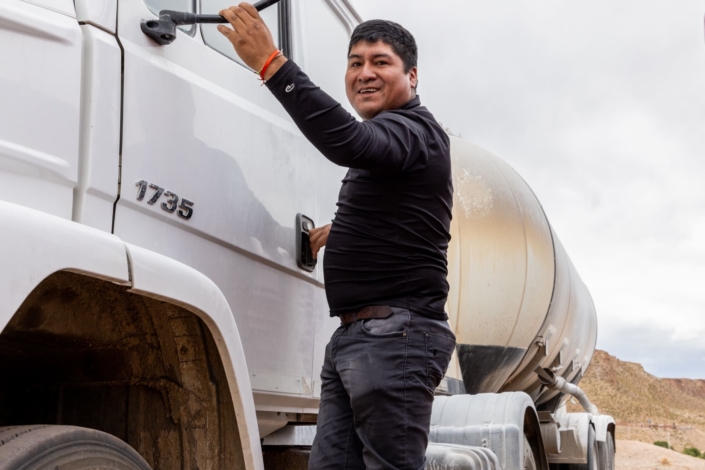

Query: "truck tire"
<box><xmin>524</xmin><ymin>435</ymin><xmax>537</xmax><ymax>470</ymax></box>
<box><xmin>585</xmin><ymin>425</ymin><xmax>598</xmax><ymax>470</ymax></box>
<box><xmin>0</xmin><ymin>425</ymin><xmax>152</xmax><ymax>470</ymax></box>
<box><xmin>597</xmin><ymin>431</ymin><xmax>615</xmax><ymax>470</ymax></box>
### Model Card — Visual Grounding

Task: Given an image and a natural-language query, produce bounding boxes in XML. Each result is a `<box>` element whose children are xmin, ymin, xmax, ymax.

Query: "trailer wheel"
<box><xmin>0</xmin><ymin>425</ymin><xmax>152</xmax><ymax>470</ymax></box>
<box><xmin>597</xmin><ymin>431</ymin><xmax>615</xmax><ymax>470</ymax></box>
<box><xmin>524</xmin><ymin>435</ymin><xmax>537</xmax><ymax>470</ymax></box>
<box><xmin>586</xmin><ymin>425</ymin><xmax>598</xmax><ymax>470</ymax></box>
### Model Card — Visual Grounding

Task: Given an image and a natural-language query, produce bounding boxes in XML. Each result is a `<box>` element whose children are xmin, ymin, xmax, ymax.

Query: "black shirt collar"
<box><xmin>400</xmin><ymin>95</ymin><xmax>421</xmax><ymax>110</ymax></box>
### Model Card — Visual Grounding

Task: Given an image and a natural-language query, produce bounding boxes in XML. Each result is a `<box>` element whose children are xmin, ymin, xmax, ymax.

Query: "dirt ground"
<box><xmin>617</xmin><ymin>440</ymin><xmax>705</xmax><ymax>470</ymax></box>
<box><xmin>616</xmin><ymin>426</ymin><xmax>705</xmax><ymax>455</ymax></box>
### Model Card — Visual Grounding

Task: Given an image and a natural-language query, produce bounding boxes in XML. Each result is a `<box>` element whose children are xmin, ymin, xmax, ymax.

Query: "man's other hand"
<box><xmin>309</xmin><ymin>224</ymin><xmax>332</xmax><ymax>259</ymax></box>
<box><xmin>217</xmin><ymin>3</ymin><xmax>286</xmax><ymax>80</ymax></box>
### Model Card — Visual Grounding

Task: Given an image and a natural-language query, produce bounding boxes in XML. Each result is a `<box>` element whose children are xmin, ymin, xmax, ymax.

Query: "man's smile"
<box><xmin>358</xmin><ymin>88</ymin><xmax>380</xmax><ymax>94</ymax></box>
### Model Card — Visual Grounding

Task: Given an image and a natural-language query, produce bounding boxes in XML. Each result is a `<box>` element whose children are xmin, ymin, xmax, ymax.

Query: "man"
<box><xmin>218</xmin><ymin>5</ymin><xmax>455</xmax><ymax>469</ymax></box>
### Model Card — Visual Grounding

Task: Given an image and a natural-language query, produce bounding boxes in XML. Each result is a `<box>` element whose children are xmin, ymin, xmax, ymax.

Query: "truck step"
<box><xmin>262</xmin><ymin>425</ymin><xmax>498</xmax><ymax>470</ymax></box>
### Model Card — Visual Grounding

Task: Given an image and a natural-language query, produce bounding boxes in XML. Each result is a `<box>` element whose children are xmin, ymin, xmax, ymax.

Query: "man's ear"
<box><xmin>408</xmin><ymin>66</ymin><xmax>418</xmax><ymax>90</ymax></box>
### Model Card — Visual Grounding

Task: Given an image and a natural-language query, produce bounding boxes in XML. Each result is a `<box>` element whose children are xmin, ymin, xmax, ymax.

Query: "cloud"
<box><xmin>599</xmin><ymin>323</ymin><xmax>705</xmax><ymax>379</ymax></box>
<box><xmin>352</xmin><ymin>0</ymin><xmax>705</xmax><ymax>378</ymax></box>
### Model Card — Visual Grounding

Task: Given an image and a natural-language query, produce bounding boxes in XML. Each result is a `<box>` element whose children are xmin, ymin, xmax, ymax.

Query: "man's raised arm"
<box><xmin>218</xmin><ymin>3</ymin><xmax>426</xmax><ymax>174</ymax></box>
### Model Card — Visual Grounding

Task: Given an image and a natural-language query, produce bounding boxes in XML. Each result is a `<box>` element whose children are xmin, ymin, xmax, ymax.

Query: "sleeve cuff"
<box><xmin>264</xmin><ymin>59</ymin><xmax>298</xmax><ymax>91</ymax></box>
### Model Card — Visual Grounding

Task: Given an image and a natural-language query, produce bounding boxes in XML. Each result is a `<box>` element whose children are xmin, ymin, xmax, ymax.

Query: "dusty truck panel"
<box><xmin>125</xmin><ymin>243</ymin><xmax>263</xmax><ymax>469</ymax></box>
<box><xmin>445</xmin><ymin>138</ymin><xmax>556</xmax><ymax>394</ymax></box>
<box><xmin>0</xmin><ymin>269</ymin><xmax>251</xmax><ymax>469</ymax></box>
<box><xmin>437</xmin><ymin>137</ymin><xmax>609</xmax><ymax>469</ymax></box>
<box><xmin>501</xmin><ymin>233</ymin><xmax>598</xmax><ymax>409</ymax></box>
<box><xmin>444</xmin><ymin>137</ymin><xmax>598</xmax><ymax>406</ymax></box>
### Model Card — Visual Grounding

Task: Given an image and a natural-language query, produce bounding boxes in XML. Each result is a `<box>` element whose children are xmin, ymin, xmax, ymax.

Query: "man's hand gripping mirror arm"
<box><xmin>217</xmin><ymin>3</ymin><xmax>287</xmax><ymax>81</ymax></box>
<box><xmin>217</xmin><ymin>3</ymin><xmax>426</xmax><ymax>175</ymax></box>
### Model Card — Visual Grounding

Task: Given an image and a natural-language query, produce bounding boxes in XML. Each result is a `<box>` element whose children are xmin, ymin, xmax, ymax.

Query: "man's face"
<box><xmin>345</xmin><ymin>40</ymin><xmax>418</xmax><ymax>120</ymax></box>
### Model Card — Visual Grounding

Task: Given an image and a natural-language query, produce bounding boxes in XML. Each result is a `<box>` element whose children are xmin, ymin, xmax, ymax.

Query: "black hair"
<box><xmin>348</xmin><ymin>20</ymin><xmax>418</xmax><ymax>73</ymax></box>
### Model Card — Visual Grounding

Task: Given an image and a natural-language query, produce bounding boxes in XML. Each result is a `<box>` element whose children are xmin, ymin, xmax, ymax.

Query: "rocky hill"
<box><xmin>664</xmin><ymin>378</ymin><xmax>705</xmax><ymax>402</ymax></box>
<box><xmin>567</xmin><ymin>350</ymin><xmax>705</xmax><ymax>452</ymax></box>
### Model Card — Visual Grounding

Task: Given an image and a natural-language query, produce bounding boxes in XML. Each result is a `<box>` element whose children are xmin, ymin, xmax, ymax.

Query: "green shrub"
<box><xmin>683</xmin><ymin>447</ymin><xmax>702</xmax><ymax>458</ymax></box>
<box><xmin>654</xmin><ymin>441</ymin><xmax>670</xmax><ymax>449</ymax></box>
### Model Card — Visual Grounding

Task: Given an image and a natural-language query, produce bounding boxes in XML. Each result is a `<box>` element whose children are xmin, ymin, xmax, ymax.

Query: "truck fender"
<box><xmin>0</xmin><ymin>202</ymin><xmax>263</xmax><ymax>470</ymax></box>
<box><xmin>430</xmin><ymin>392</ymin><xmax>548</xmax><ymax>470</ymax></box>
<box><xmin>125</xmin><ymin>243</ymin><xmax>263</xmax><ymax>470</ymax></box>
<box><xmin>549</xmin><ymin>413</ymin><xmax>616</xmax><ymax>464</ymax></box>
<box><xmin>0</xmin><ymin>201</ymin><xmax>130</xmax><ymax>333</ymax></box>
<box><xmin>592</xmin><ymin>414</ymin><xmax>616</xmax><ymax>444</ymax></box>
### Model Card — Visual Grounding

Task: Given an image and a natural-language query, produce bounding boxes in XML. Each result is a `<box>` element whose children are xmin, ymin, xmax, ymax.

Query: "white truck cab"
<box><xmin>0</xmin><ymin>1</ymin><xmax>614</xmax><ymax>469</ymax></box>
<box><xmin>1</xmin><ymin>0</ymin><xmax>355</xmax><ymax>467</ymax></box>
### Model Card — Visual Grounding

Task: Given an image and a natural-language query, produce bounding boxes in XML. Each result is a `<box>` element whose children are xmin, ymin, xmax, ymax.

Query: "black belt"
<box><xmin>339</xmin><ymin>306</ymin><xmax>393</xmax><ymax>326</ymax></box>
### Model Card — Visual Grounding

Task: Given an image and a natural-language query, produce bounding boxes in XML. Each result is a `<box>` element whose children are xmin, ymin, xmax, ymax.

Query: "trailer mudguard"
<box><xmin>430</xmin><ymin>392</ymin><xmax>548</xmax><ymax>470</ymax></box>
<box><xmin>125</xmin><ymin>243</ymin><xmax>263</xmax><ymax>470</ymax></box>
<box><xmin>549</xmin><ymin>413</ymin><xmax>591</xmax><ymax>464</ymax></box>
<box><xmin>592</xmin><ymin>414</ymin><xmax>616</xmax><ymax>444</ymax></box>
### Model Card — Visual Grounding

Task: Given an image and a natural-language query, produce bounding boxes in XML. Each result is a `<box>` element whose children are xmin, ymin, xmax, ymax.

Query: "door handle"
<box><xmin>296</xmin><ymin>213</ymin><xmax>317</xmax><ymax>273</ymax></box>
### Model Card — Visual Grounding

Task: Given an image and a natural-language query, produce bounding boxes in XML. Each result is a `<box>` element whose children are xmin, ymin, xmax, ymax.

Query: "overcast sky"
<box><xmin>353</xmin><ymin>0</ymin><xmax>705</xmax><ymax>379</ymax></box>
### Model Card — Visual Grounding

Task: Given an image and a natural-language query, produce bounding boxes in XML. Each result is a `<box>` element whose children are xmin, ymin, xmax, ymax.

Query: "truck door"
<box><xmin>114</xmin><ymin>0</ymin><xmax>323</xmax><ymax>404</ymax></box>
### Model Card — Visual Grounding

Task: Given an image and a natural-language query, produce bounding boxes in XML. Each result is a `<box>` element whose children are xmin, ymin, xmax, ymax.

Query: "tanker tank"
<box><xmin>444</xmin><ymin>136</ymin><xmax>598</xmax><ymax>412</ymax></box>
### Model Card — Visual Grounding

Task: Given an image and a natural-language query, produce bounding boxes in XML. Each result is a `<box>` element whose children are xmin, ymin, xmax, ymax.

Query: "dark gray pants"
<box><xmin>309</xmin><ymin>308</ymin><xmax>456</xmax><ymax>470</ymax></box>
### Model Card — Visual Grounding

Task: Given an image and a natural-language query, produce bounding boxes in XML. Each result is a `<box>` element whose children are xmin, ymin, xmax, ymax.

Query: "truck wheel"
<box><xmin>597</xmin><ymin>431</ymin><xmax>615</xmax><ymax>470</ymax></box>
<box><xmin>586</xmin><ymin>425</ymin><xmax>598</xmax><ymax>470</ymax></box>
<box><xmin>524</xmin><ymin>435</ymin><xmax>537</xmax><ymax>470</ymax></box>
<box><xmin>0</xmin><ymin>425</ymin><xmax>152</xmax><ymax>470</ymax></box>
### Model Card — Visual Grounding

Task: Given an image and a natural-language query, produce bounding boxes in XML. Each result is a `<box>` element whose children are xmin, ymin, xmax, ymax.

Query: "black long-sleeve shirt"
<box><xmin>266</xmin><ymin>60</ymin><xmax>452</xmax><ymax>320</ymax></box>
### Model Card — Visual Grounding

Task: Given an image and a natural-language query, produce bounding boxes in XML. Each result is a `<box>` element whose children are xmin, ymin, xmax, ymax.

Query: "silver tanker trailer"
<box><xmin>420</xmin><ymin>137</ymin><xmax>615</xmax><ymax>470</ymax></box>
<box><xmin>264</xmin><ymin>137</ymin><xmax>616</xmax><ymax>470</ymax></box>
